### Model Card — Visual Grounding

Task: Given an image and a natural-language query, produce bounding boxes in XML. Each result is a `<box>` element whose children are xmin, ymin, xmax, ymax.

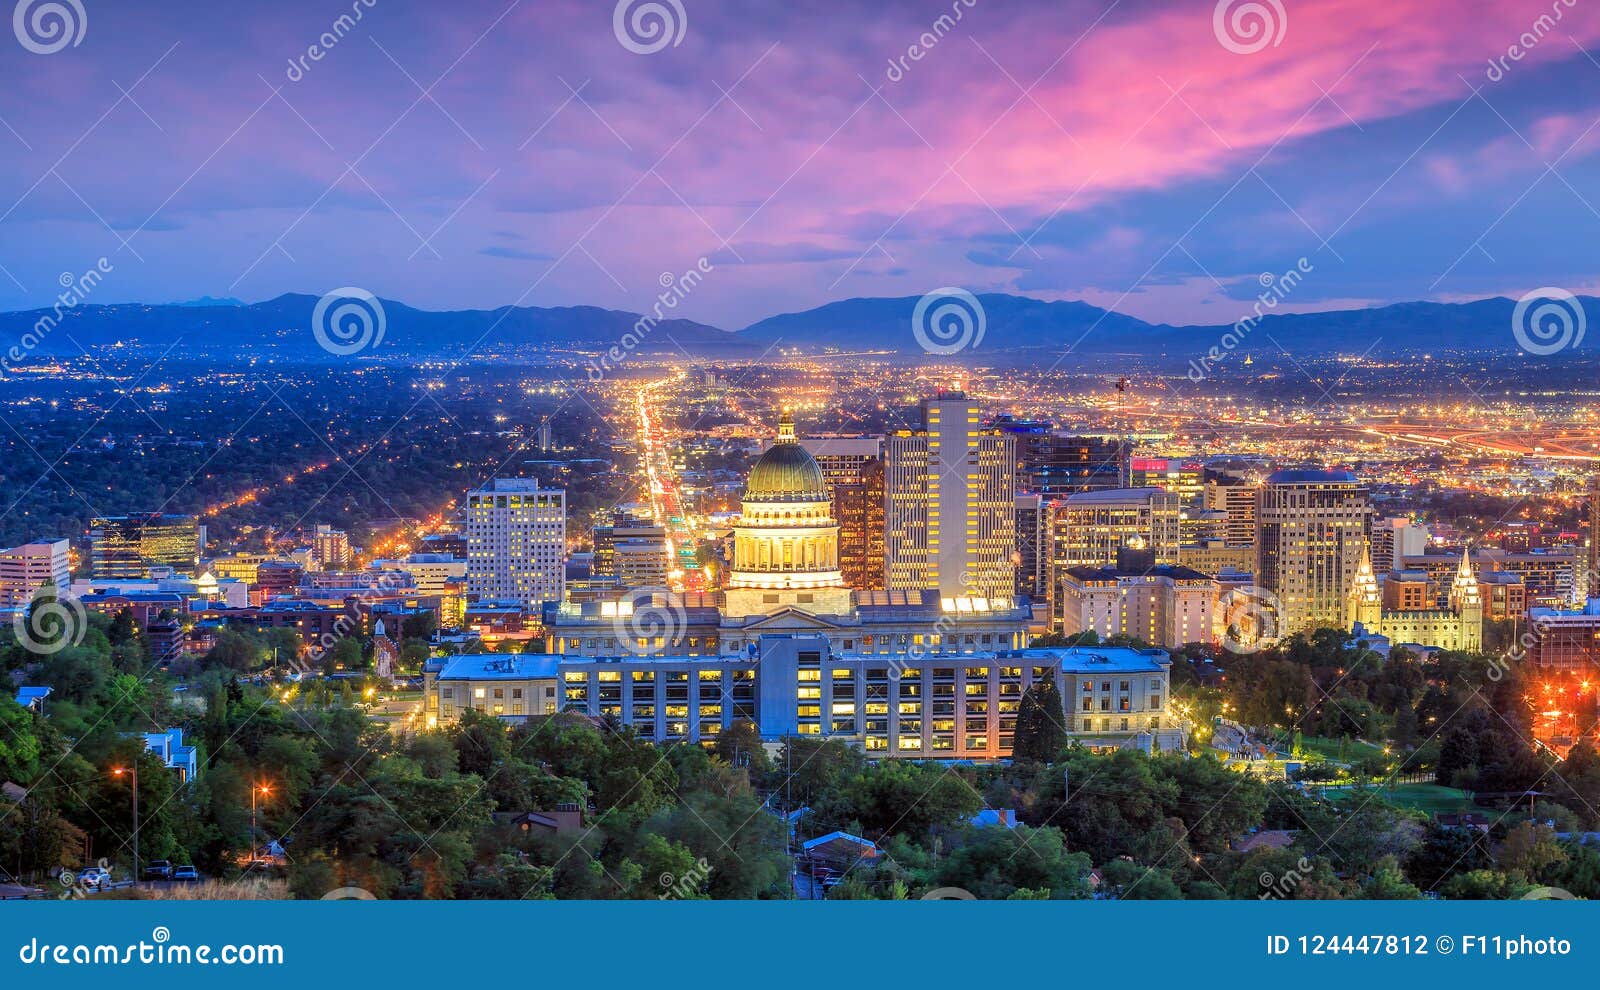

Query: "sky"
<box><xmin>2</xmin><ymin>0</ymin><xmax>1600</xmax><ymax>329</ymax></box>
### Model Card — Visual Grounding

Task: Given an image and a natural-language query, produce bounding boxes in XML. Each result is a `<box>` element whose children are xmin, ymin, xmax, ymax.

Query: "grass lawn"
<box><xmin>1295</xmin><ymin>735</ymin><xmax>1386</xmax><ymax>764</ymax></box>
<box><xmin>1327</xmin><ymin>783</ymin><xmax>1475</xmax><ymax>816</ymax></box>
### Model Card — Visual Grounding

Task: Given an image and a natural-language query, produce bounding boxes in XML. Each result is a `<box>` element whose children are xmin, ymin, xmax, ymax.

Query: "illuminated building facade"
<box><xmin>0</xmin><ymin>539</ymin><xmax>69</xmax><ymax>607</ymax></box>
<box><xmin>885</xmin><ymin>395</ymin><xmax>1016</xmax><ymax>600</ymax></box>
<box><xmin>1346</xmin><ymin>546</ymin><xmax>1483</xmax><ymax>652</ymax></box>
<box><xmin>1256</xmin><ymin>470</ymin><xmax>1371</xmax><ymax>634</ymax></box>
<box><xmin>1058</xmin><ymin>555</ymin><xmax>1217</xmax><ymax>648</ymax></box>
<box><xmin>800</xmin><ymin>436</ymin><xmax>886</xmax><ymax>593</ymax></box>
<box><xmin>465</xmin><ymin>478</ymin><xmax>567</xmax><ymax>608</ymax></box>
<box><xmin>90</xmin><ymin>514</ymin><xmax>201</xmax><ymax>579</ymax></box>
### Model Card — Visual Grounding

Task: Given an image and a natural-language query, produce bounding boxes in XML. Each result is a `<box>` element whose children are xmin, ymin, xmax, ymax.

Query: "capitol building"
<box><xmin>545</xmin><ymin>410</ymin><xmax>1032</xmax><ymax>660</ymax></box>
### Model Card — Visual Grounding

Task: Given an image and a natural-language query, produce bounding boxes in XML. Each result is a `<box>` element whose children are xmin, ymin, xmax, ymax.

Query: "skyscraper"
<box><xmin>1202</xmin><ymin>471</ymin><xmax>1258</xmax><ymax>548</ymax></box>
<box><xmin>1256</xmin><ymin>469</ymin><xmax>1371</xmax><ymax>634</ymax></box>
<box><xmin>1588</xmin><ymin>474</ymin><xmax>1600</xmax><ymax>595</ymax></box>
<box><xmin>996</xmin><ymin>418</ymin><xmax>1121</xmax><ymax>495</ymax></box>
<box><xmin>465</xmin><ymin>478</ymin><xmax>567</xmax><ymax>608</ymax></box>
<box><xmin>885</xmin><ymin>394</ymin><xmax>1016</xmax><ymax>600</ymax></box>
<box><xmin>90</xmin><ymin>514</ymin><xmax>200</xmax><ymax>579</ymax></box>
<box><xmin>1014</xmin><ymin>493</ymin><xmax>1046</xmax><ymax>599</ymax></box>
<box><xmin>0</xmin><ymin>539</ymin><xmax>70</xmax><ymax>606</ymax></box>
<box><xmin>799</xmin><ymin>435</ymin><xmax>886</xmax><ymax>592</ymax></box>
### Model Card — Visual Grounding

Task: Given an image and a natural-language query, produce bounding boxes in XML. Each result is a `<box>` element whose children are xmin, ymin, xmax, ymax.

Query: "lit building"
<box><xmin>592</xmin><ymin>513</ymin><xmax>668</xmax><ymax>586</ymax></box>
<box><xmin>206</xmin><ymin>552</ymin><xmax>266</xmax><ymax>585</ymax></box>
<box><xmin>0</xmin><ymin>539</ymin><xmax>69</xmax><ymax>606</ymax></box>
<box><xmin>800</xmin><ymin>436</ymin><xmax>886</xmax><ymax>593</ymax></box>
<box><xmin>1346</xmin><ymin>546</ymin><xmax>1483</xmax><ymax>652</ymax></box>
<box><xmin>1014</xmin><ymin>494</ymin><xmax>1047</xmax><ymax>599</ymax></box>
<box><xmin>90</xmin><ymin>514</ymin><xmax>200</xmax><ymax>579</ymax></box>
<box><xmin>1402</xmin><ymin>548</ymin><xmax>1577</xmax><ymax>610</ymax></box>
<box><xmin>427</xmin><ymin>635</ymin><xmax>1180</xmax><ymax>756</ymax></box>
<box><xmin>1128</xmin><ymin>457</ymin><xmax>1204</xmax><ymax>505</ymax></box>
<box><xmin>1058</xmin><ymin>550</ymin><xmax>1217</xmax><ymax>648</ymax></box>
<box><xmin>312</xmin><ymin>525</ymin><xmax>352</xmax><ymax>570</ymax></box>
<box><xmin>1179</xmin><ymin>539</ymin><xmax>1257</xmax><ymax>577</ymax></box>
<box><xmin>1372</xmin><ymin>516</ymin><xmax>1431</xmax><ymax>571</ymax></box>
<box><xmin>1256</xmin><ymin>470</ymin><xmax>1371</xmax><ymax>634</ymax></box>
<box><xmin>372</xmin><ymin>553</ymin><xmax>467</xmax><ymax>595</ymax></box>
<box><xmin>1527</xmin><ymin>601</ymin><xmax>1600</xmax><ymax>674</ymax></box>
<box><xmin>1202</xmin><ymin>472</ymin><xmax>1257</xmax><ymax>549</ymax></box>
<box><xmin>998</xmin><ymin>419</ymin><xmax>1121</xmax><ymax>496</ymax></box>
<box><xmin>465</xmin><ymin>478</ymin><xmax>567</xmax><ymax>608</ymax></box>
<box><xmin>885</xmin><ymin>394</ymin><xmax>1016</xmax><ymax>599</ymax></box>
<box><xmin>1051</xmin><ymin>488</ymin><xmax>1181</xmax><ymax>570</ymax></box>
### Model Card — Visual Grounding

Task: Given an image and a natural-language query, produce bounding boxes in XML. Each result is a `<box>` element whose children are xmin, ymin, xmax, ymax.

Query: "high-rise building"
<box><xmin>1588</xmin><ymin>474</ymin><xmax>1600</xmax><ymax>592</ymax></box>
<box><xmin>592</xmin><ymin>513</ymin><xmax>670</xmax><ymax>590</ymax></box>
<box><xmin>0</xmin><ymin>539</ymin><xmax>70</xmax><ymax>606</ymax></box>
<box><xmin>465</xmin><ymin>478</ymin><xmax>567</xmax><ymax>608</ymax></box>
<box><xmin>1372</xmin><ymin>516</ymin><xmax>1430</xmax><ymax>571</ymax></box>
<box><xmin>799</xmin><ymin>436</ymin><xmax>886</xmax><ymax>592</ymax></box>
<box><xmin>1256</xmin><ymin>469</ymin><xmax>1371</xmax><ymax>634</ymax></box>
<box><xmin>1202</xmin><ymin>473</ymin><xmax>1258</xmax><ymax>548</ymax></box>
<box><xmin>885</xmin><ymin>394</ymin><xmax>1016</xmax><ymax>599</ymax></box>
<box><xmin>90</xmin><ymin>514</ymin><xmax>200</xmax><ymax>579</ymax></box>
<box><xmin>1014</xmin><ymin>493</ymin><xmax>1047</xmax><ymax>599</ymax></box>
<box><xmin>1051</xmin><ymin>488</ymin><xmax>1181</xmax><ymax>570</ymax></box>
<box><xmin>312</xmin><ymin>525</ymin><xmax>352</xmax><ymax>570</ymax></box>
<box><xmin>1128</xmin><ymin>457</ymin><xmax>1205</xmax><ymax>505</ymax></box>
<box><xmin>997</xmin><ymin>418</ymin><xmax>1120</xmax><ymax>496</ymax></box>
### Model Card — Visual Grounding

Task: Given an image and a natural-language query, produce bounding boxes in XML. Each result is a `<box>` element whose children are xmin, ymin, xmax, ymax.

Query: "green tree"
<box><xmin>1013</xmin><ymin>671</ymin><xmax>1067</xmax><ymax>763</ymax></box>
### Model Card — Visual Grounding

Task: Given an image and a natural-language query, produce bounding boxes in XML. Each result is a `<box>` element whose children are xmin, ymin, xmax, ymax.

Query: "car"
<box><xmin>77</xmin><ymin>866</ymin><xmax>112</xmax><ymax>890</ymax></box>
<box><xmin>173</xmin><ymin>865</ymin><xmax>199</xmax><ymax>882</ymax></box>
<box><xmin>143</xmin><ymin>860</ymin><xmax>174</xmax><ymax>880</ymax></box>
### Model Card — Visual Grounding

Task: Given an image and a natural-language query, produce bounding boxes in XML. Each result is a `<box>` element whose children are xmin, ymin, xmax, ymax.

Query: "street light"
<box><xmin>251</xmin><ymin>783</ymin><xmax>272</xmax><ymax>862</ymax></box>
<box><xmin>112</xmin><ymin>765</ymin><xmax>138</xmax><ymax>882</ymax></box>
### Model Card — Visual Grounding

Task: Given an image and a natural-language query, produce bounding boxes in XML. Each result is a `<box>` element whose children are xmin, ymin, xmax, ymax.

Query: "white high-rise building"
<box><xmin>884</xmin><ymin>394</ymin><xmax>1016</xmax><ymax>600</ymax></box>
<box><xmin>0</xmin><ymin>539</ymin><xmax>70</xmax><ymax>606</ymax></box>
<box><xmin>1257</xmin><ymin>469</ymin><xmax>1371</xmax><ymax>634</ymax></box>
<box><xmin>465</xmin><ymin>479</ymin><xmax>566</xmax><ymax>608</ymax></box>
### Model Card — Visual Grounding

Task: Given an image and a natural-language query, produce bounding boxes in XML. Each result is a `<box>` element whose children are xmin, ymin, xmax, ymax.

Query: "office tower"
<box><xmin>799</xmin><ymin>435</ymin><xmax>884</xmax><ymax>491</ymax></box>
<box><xmin>800</xmin><ymin>436</ymin><xmax>886</xmax><ymax>592</ymax></box>
<box><xmin>1014</xmin><ymin>493</ymin><xmax>1046</xmax><ymax>599</ymax></box>
<box><xmin>592</xmin><ymin>512</ymin><xmax>670</xmax><ymax>589</ymax></box>
<box><xmin>312</xmin><ymin>524</ymin><xmax>352</xmax><ymax>570</ymax></box>
<box><xmin>466</xmin><ymin>478</ymin><xmax>567</xmax><ymax>607</ymax></box>
<box><xmin>1256</xmin><ymin>469</ymin><xmax>1371</xmax><ymax>634</ymax></box>
<box><xmin>997</xmin><ymin>418</ymin><xmax>1120</xmax><ymax>495</ymax></box>
<box><xmin>1202</xmin><ymin>473</ymin><xmax>1257</xmax><ymax>548</ymax></box>
<box><xmin>885</xmin><ymin>394</ymin><xmax>1016</xmax><ymax>599</ymax></box>
<box><xmin>0</xmin><ymin>539</ymin><xmax>70</xmax><ymax>606</ymax></box>
<box><xmin>1059</xmin><ymin>547</ymin><xmax>1217</xmax><ymax>648</ymax></box>
<box><xmin>1052</xmin><ymin>488</ymin><xmax>1182</xmax><ymax>570</ymax></box>
<box><xmin>1128</xmin><ymin>457</ymin><xmax>1205</xmax><ymax>505</ymax></box>
<box><xmin>90</xmin><ymin>514</ymin><xmax>200</xmax><ymax>579</ymax></box>
<box><xmin>1372</xmin><ymin>516</ymin><xmax>1430</xmax><ymax>571</ymax></box>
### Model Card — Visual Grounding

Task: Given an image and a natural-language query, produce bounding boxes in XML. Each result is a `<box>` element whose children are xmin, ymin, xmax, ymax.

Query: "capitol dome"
<box><xmin>745</xmin><ymin>421</ymin><xmax>829</xmax><ymax>503</ymax></box>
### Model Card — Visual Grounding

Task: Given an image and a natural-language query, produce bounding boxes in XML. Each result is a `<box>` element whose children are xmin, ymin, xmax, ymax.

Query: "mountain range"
<box><xmin>2</xmin><ymin>290</ymin><xmax>1593</xmax><ymax>363</ymax></box>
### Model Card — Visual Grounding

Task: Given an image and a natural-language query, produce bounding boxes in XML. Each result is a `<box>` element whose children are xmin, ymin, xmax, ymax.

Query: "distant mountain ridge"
<box><xmin>1</xmin><ymin>290</ymin><xmax>1593</xmax><ymax>360</ymax></box>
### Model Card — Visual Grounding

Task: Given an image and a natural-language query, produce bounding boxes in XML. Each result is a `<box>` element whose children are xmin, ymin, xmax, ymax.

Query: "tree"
<box><xmin>1498</xmin><ymin>822</ymin><xmax>1568</xmax><ymax>881</ymax></box>
<box><xmin>932</xmin><ymin>825</ymin><xmax>1092</xmax><ymax>899</ymax></box>
<box><xmin>1013</xmin><ymin>672</ymin><xmax>1067</xmax><ymax>763</ymax></box>
<box><xmin>713</xmin><ymin>719</ymin><xmax>770</xmax><ymax>775</ymax></box>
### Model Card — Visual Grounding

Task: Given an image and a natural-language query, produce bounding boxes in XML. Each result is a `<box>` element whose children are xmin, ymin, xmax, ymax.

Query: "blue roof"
<box><xmin>1265</xmin><ymin>469</ymin><xmax>1358</xmax><ymax>485</ymax></box>
<box><xmin>436</xmin><ymin>654</ymin><xmax>561</xmax><ymax>681</ymax></box>
<box><xmin>15</xmin><ymin>686</ymin><xmax>51</xmax><ymax>705</ymax></box>
<box><xmin>1021</xmin><ymin>646</ymin><xmax>1171</xmax><ymax>673</ymax></box>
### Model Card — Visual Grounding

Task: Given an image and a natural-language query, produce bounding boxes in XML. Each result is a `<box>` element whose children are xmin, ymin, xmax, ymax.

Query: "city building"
<box><xmin>0</xmin><ymin>539</ymin><xmax>69</xmax><ymax>607</ymax></box>
<box><xmin>1526</xmin><ymin>600</ymin><xmax>1600</xmax><ymax>674</ymax></box>
<box><xmin>428</xmin><ymin>634</ymin><xmax>1181</xmax><ymax>757</ymax></box>
<box><xmin>1179</xmin><ymin>539</ymin><xmax>1257</xmax><ymax>577</ymax></box>
<box><xmin>885</xmin><ymin>394</ymin><xmax>1016</xmax><ymax>599</ymax></box>
<box><xmin>1345</xmin><ymin>547</ymin><xmax>1483</xmax><ymax>652</ymax></box>
<box><xmin>1128</xmin><ymin>457</ymin><xmax>1204</xmax><ymax>505</ymax></box>
<box><xmin>465</xmin><ymin>478</ymin><xmax>567</xmax><ymax>608</ymax></box>
<box><xmin>141</xmin><ymin>728</ymin><xmax>199</xmax><ymax>782</ymax></box>
<box><xmin>799</xmin><ymin>437</ymin><xmax>886</xmax><ymax>593</ymax></box>
<box><xmin>1401</xmin><ymin>548</ymin><xmax>1576</xmax><ymax>611</ymax></box>
<box><xmin>1051</xmin><ymin>488</ymin><xmax>1181</xmax><ymax>572</ymax></box>
<box><xmin>90</xmin><ymin>514</ymin><xmax>200</xmax><ymax>579</ymax></box>
<box><xmin>1014</xmin><ymin>493</ymin><xmax>1047</xmax><ymax>600</ymax></box>
<box><xmin>592</xmin><ymin>513</ymin><xmax>669</xmax><ymax>587</ymax></box>
<box><xmin>1058</xmin><ymin>549</ymin><xmax>1217</xmax><ymax>648</ymax></box>
<box><xmin>312</xmin><ymin>525</ymin><xmax>352</xmax><ymax>570</ymax></box>
<box><xmin>998</xmin><ymin>419</ymin><xmax>1121</xmax><ymax>495</ymax></box>
<box><xmin>1202</xmin><ymin>471</ymin><xmax>1258</xmax><ymax>549</ymax></box>
<box><xmin>1372</xmin><ymin>517</ymin><xmax>1431</xmax><ymax>571</ymax></box>
<box><xmin>1256</xmin><ymin>470</ymin><xmax>1371</xmax><ymax>634</ymax></box>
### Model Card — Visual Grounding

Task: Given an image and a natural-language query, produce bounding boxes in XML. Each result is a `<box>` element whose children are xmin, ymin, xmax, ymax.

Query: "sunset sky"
<box><xmin>2</xmin><ymin>0</ymin><xmax>1599</xmax><ymax>328</ymax></box>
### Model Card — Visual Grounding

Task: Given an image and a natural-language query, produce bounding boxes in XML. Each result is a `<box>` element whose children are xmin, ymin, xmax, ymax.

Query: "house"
<box><xmin>1233</xmin><ymin>829</ymin><xmax>1297</xmax><ymax>853</ymax></box>
<box><xmin>14</xmin><ymin>686</ymin><xmax>50</xmax><ymax>714</ymax></box>
<box><xmin>502</xmin><ymin>804</ymin><xmax>585</xmax><ymax>836</ymax></box>
<box><xmin>970</xmin><ymin>808</ymin><xmax>1019</xmax><ymax>829</ymax></box>
<box><xmin>141</xmin><ymin>728</ymin><xmax>199</xmax><ymax>782</ymax></box>
<box><xmin>801</xmin><ymin>831</ymin><xmax>879</xmax><ymax>869</ymax></box>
